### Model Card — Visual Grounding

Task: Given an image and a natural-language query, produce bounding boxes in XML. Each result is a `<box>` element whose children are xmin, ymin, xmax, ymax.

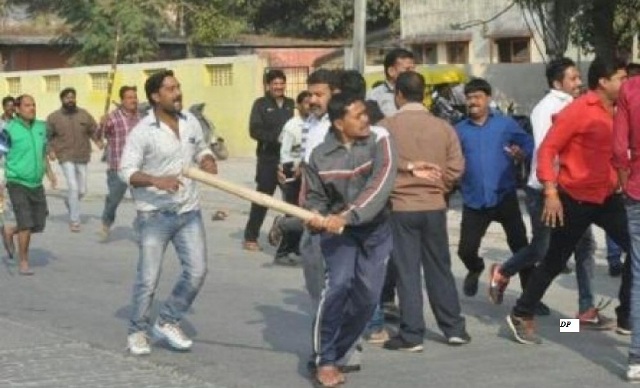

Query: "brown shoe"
<box><xmin>315</xmin><ymin>365</ymin><xmax>345</xmax><ymax>387</ymax></box>
<box><xmin>576</xmin><ymin>306</ymin><xmax>615</xmax><ymax>330</ymax></box>
<box><xmin>506</xmin><ymin>313</ymin><xmax>542</xmax><ymax>345</ymax></box>
<box><xmin>70</xmin><ymin>223</ymin><xmax>81</xmax><ymax>233</ymax></box>
<box><xmin>365</xmin><ymin>328</ymin><xmax>390</xmax><ymax>345</ymax></box>
<box><xmin>243</xmin><ymin>240</ymin><xmax>262</xmax><ymax>252</ymax></box>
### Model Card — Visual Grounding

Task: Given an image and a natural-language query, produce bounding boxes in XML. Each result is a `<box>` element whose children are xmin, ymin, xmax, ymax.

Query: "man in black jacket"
<box><xmin>243</xmin><ymin>69</ymin><xmax>295</xmax><ymax>251</ymax></box>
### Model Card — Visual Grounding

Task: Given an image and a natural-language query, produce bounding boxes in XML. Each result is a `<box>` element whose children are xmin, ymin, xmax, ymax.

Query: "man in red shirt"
<box><xmin>613</xmin><ymin>68</ymin><xmax>640</xmax><ymax>382</ymax></box>
<box><xmin>507</xmin><ymin>57</ymin><xmax>631</xmax><ymax>345</ymax></box>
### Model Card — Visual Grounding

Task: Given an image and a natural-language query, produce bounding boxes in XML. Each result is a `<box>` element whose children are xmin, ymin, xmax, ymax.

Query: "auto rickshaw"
<box><xmin>364</xmin><ymin>64</ymin><xmax>469</xmax><ymax>108</ymax></box>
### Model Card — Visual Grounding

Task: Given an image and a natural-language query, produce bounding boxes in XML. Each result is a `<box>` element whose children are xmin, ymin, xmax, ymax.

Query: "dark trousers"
<box><xmin>244</xmin><ymin>158</ymin><xmax>279</xmax><ymax>242</ymax></box>
<box><xmin>457</xmin><ymin>192</ymin><xmax>533</xmax><ymax>289</ymax></box>
<box><xmin>392</xmin><ymin>210</ymin><xmax>466</xmax><ymax>343</ymax></box>
<box><xmin>276</xmin><ymin>178</ymin><xmax>302</xmax><ymax>257</ymax></box>
<box><xmin>513</xmin><ymin>192</ymin><xmax>631</xmax><ymax>322</ymax></box>
<box><xmin>313</xmin><ymin>222</ymin><xmax>393</xmax><ymax>366</ymax></box>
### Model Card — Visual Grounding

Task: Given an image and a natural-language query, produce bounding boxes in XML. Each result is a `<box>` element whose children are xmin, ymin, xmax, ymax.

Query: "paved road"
<box><xmin>0</xmin><ymin>157</ymin><xmax>632</xmax><ymax>387</ymax></box>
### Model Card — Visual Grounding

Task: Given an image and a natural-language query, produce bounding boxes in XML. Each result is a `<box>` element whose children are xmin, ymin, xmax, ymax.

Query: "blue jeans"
<box><xmin>626</xmin><ymin>197</ymin><xmax>640</xmax><ymax>361</ymax></box>
<box><xmin>607</xmin><ymin>234</ymin><xmax>624</xmax><ymax>266</ymax></box>
<box><xmin>129</xmin><ymin>210</ymin><xmax>208</xmax><ymax>334</ymax></box>
<box><xmin>60</xmin><ymin>162</ymin><xmax>87</xmax><ymax>224</ymax></box>
<box><xmin>101</xmin><ymin>170</ymin><xmax>128</xmax><ymax>227</ymax></box>
<box><xmin>501</xmin><ymin>187</ymin><xmax>595</xmax><ymax>313</ymax></box>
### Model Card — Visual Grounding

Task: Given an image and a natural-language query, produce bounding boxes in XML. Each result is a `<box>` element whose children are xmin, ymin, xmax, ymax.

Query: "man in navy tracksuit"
<box><xmin>304</xmin><ymin>93</ymin><xmax>397</xmax><ymax>387</ymax></box>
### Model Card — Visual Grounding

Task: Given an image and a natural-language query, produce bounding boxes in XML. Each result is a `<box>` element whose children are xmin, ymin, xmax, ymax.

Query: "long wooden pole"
<box><xmin>184</xmin><ymin>167</ymin><xmax>321</xmax><ymax>222</ymax></box>
<box><xmin>104</xmin><ymin>23</ymin><xmax>121</xmax><ymax>116</ymax></box>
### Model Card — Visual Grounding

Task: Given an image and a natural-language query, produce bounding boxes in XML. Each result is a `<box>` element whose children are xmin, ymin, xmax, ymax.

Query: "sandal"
<box><xmin>242</xmin><ymin>241</ymin><xmax>262</xmax><ymax>252</ymax></box>
<box><xmin>69</xmin><ymin>223</ymin><xmax>81</xmax><ymax>233</ymax></box>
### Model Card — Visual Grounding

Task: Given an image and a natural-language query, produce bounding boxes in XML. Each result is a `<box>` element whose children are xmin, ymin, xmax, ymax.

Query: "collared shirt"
<box><xmin>613</xmin><ymin>77</ymin><xmax>640</xmax><ymax>200</ymax></box>
<box><xmin>96</xmin><ymin>108</ymin><xmax>141</xmax><ymax>170</ymax></box>
<box><xmin>249</xmin><ymin>94</ymin><xmax>295</xmax><ymax>160</ymax></box>
<box><xmin>527</xmin><ymin>89</ymin><xmax>573</xmax><ymax>189</ymax></box>
<box><xmin>304</xmin><ymin>126</ymin><xmax>397</xmax><ymax>226</ymax></box>
<box><xmin>119</xmin><ymin>110</ymin><xmax>214</xmax><ymax>213</ymax></box>
<box><xmin>538</xmin><ymin>91</ymin><xmax>617</xmax><ymax>204</ymax></box>
<box><xmin>455</xmin><ymin>113</ymin><xmax>533</xmax><ymax>209</ymax></box>
<box><xmin>301</xmin><ymin>113</ymin><xmax>331</xmax><ymax>164</ymax></box>
<box><xmin>279</xmin><ymin>115</ymin><xmax>305</xmax><ymax>166</ymax></box>
<box><xmin>46</xmin><ymin>107</ymin><xmax>98</xmax><ymax>164</ymax></box>
<box><xmin>381</xmin><ymin>102</ymin><xmax>465</xmax><ymax>212</ymax></box>
<box><xmin>366</xmin><ymin>81</ymin><xmax>397</xmax><ymax>117</ymax></box>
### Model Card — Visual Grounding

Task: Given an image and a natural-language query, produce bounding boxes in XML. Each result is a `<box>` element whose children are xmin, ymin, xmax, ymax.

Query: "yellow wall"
<box><xmin>0</xmin><ymin>55</ymin><xmax>268</xmax><ymax>157</ymax></box>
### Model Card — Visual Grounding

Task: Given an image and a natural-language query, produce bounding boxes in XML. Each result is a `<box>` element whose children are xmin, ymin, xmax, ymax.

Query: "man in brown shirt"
<box><xmin>379</xmin><ymin>71</ymin><xmax>470</xmax><ymax>351</ymax></box>
<box><xmin>47</xmin><ymin>87</ymin><xmax>102</xmax><ymax>232</ymax></box>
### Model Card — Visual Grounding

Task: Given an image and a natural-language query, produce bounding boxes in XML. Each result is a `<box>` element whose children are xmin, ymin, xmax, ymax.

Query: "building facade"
<box><xmin>401</xmin><ymin>0</ymin><xmax>582</xmax><ymax>65</ymax></box>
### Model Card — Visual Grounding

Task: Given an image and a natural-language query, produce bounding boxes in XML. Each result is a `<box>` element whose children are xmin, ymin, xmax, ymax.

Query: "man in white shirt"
<box><xmin>366</xmin><ymin>49</ymin><xmax>415</xmax><ymax>117</ymax></box>
<box><xmin>120</xmin><ymin>70</ymin><xmax>218</xmax><ymax>355</ymax></box>
<box><xmin>487</xmin><ymin>58</ymin><xmax>609</xmax><ymax>329</ymax></box>
<box><xmin>268</xmin><ymin>91</ymin><xmax>312</xmax><ymax>266</ymax></box>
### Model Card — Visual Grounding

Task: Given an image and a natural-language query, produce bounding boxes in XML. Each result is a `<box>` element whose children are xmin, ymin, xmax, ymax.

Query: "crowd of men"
<box><xmin>1</xmin><ymin>47</ymin><xmax>639</xmax><ymax>387</ymax></box>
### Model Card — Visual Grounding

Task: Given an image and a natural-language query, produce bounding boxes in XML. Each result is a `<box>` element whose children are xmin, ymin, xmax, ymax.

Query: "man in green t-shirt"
<box><xmin>2</xmin><ymin>95</ymin><xmax>56</xmax><ymax>275</ymax></box>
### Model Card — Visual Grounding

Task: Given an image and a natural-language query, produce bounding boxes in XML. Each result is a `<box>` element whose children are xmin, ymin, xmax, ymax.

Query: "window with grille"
<box><xmin>6</xmin><ymin>77</ymin><xmax>21</xmax><ymax>95</ymax></box>
<box><xmin>206</xmin><ymin>64</ymin><xmax>233</xmax><ymax>87</ymax></box>
<box><xmin>497</xmin><ymin>38</ymin><xmax>531</xmax><ymax>63</ymax></box>
<box><xmin>411</xmin><ymin>44</ymin><xmax>438</xmax><ymax>64</ymax></box>
<box><xmin>90</xmin><ymin>72</ymin><xmax>109</xmax><ymax>91</ymax></box>
<box><xmin>44</xmin><ymin>75</ymin><xmax>61</xmax><ymax>93</ymax></box>
<box><xmin>446</xmin><ymin>41</ymin><xmax>469</xmax><ymax>64</ymax></box>
<box><xmin>265</xmin><ymin>67</ymin><xmax>309</xmax><ymax>99</ymax></box>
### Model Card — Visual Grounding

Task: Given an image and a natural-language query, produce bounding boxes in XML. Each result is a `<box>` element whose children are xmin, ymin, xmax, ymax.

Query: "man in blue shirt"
<box><xmin>455</xmin><ymin>78</ymin><xmax>535</xmax><ymax>302</ymax></box>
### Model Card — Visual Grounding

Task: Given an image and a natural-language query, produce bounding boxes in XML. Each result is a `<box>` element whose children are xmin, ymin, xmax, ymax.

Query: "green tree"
<box><xmin>238</xmin><ymin>0</ymin><xmax>399</xmax><ymax>39</ymax></box>
<box><xmin>516</xmin><ymin>0</ymin><xmax>640</xmax><ymax>59</ymax></box>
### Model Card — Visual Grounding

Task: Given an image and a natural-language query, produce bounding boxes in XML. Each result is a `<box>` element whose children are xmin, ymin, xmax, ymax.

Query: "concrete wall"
<box><xmin>0</xmin><ymin>55</ymin><xmax>268</xmax><ymax>157</ymax></box>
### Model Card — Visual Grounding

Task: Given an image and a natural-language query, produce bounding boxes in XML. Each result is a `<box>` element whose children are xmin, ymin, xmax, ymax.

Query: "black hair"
<box><xmin>383</xmin><ymin>48</ymin><xmax>414</xmax><ymax>78</ymax></box>
<box><xmin>327</xmin><ymin>93</ymin><xmax>364</xmax><ymax>124</ymax></box>
<box><xmin>545</xmin><ymin>57</ymin><xmax>577</xmax><ymax>89</ymax></box>
<box><xmin>145</xmin><ymin>69</ymin><xmax>175</xmax><ymax>105</ymax></box>
<box><xmin>15</xmin><ymin>94</ymin><xmax>33</xmax><ymax>107</ymax></box>
<box><xmin>464</xmin><ymin>78</ymin><xmax>492</xmax><ymax>96</ymax></box>
<box><xmin>119</xmin><ymin>85</ymin><xmax>137</xmax><ymax>100</ymax></box>
<box><xmin>588</xmin><ymin>57</ymin><xmax>627</xmax><ymax>90</ymax></box>
<box><xmin>59</xmin><ymin>87</ymin><xmax>76</xmax><ymax>100</ymax></box>
<box><xmin>296</xmin><ymin>90</ymin><xmax>311</xmax><ymax>104</ymax></box>
<box><xmin>307</xmin><ymin>68</ymin><xmax>340</xmax><ymax>91</ymax></box>
<box><xmin>627</xmin><ymin>62</ymin><xmax>640</xmax><ymax>77</ymax></box>
<box><xmin>396</xmin><ymin>71</ymin><xmax>425</xmax><ymax>103</ymax></box>
<box><xmin>2</xmin><ymin>96</ymin><xmax>14</xmax><ymax>107</ymax></box>
<box><xmin>264</xmin><ymin>69</ymin><xmax>286</xmax><ymax>84</ymax></box>
<box><xmin>338</xmin><ymin>70</ymin><xmax>367</xmax><ymax>100</ymax></box>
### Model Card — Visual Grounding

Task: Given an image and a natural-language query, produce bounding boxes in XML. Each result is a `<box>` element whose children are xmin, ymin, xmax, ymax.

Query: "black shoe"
<box><xmin>273</xmin><ymin>253</ymin><xmax>300</xmax><ymax>267</ymax></box>
<box><xmin>534</xmin><ymin>302</ymin><xmax>551</xmax><ymax>316</ymax></box>
<box><xmin>447</xmin><ymin>332</ymin><xmax>471</xmax><ymax>346</ymax></box>
<box><xmin>382</xmin><ymin>336</ymin><xmax>424</xmax><ymax>352</ymax></box>
<box><xmin>609</xmin><ymin>262</ymin><xmax>623</xmax><ymax>277</ymax></box>
<box><xmin>463</xmin><ymin>269</ymin><xmax>483</xmax><ymax>297</ymax></box>
<box><xmin>617</xmin><ymin>320</ymin><xmax>632</xmax><ymax>335</ymax></box>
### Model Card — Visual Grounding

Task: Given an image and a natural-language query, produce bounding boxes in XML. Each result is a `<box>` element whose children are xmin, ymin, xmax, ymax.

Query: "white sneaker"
<box><xmin>628</xmin><ymin>364</ymin><xmax>640</xmax><ymax>382</ymax></box>
<box><xmin>152</xmin><ymin>322</ymin><xmax>192</xmax><ymax>350</ymax></box>
<box><xmin>127</xmin><ymin>332</ymin><xmax>151</xmax><ymax>356</ymax></box>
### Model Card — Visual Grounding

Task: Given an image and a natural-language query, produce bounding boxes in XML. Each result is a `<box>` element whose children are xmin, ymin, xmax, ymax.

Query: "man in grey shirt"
<box><xmin>119</xmin><ymin>70</ymin><xmax>217</xmax><ymax>356</ymax></box>
<box><xmin>366</xmin><ymin>48</ymin><xmax>416</xmax><ymax>117</ymax></box>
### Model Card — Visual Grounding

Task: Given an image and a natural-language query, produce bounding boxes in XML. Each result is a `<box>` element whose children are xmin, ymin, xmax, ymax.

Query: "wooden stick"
<box><xmin>183</xmin><ymin>167</ymin><xmax>321</xmax><ymax>223</ymax></box>
<box><xmin>103</xmin><ymin>24</ymin><xmax>121</xmax><ymax>117</ymax></box>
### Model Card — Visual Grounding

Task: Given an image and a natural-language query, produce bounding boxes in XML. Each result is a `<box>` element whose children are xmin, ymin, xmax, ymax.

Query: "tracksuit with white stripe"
<box><xmin>303</xmin><ymin>125</ymin><xmax>397</xmax><ymax>366</ymax></box>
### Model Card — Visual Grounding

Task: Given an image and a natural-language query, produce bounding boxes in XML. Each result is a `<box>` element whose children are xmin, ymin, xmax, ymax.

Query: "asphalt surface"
<box><xmin>0</xmin><ymin>157</ymin><xmax>632</xmax><ymax>388</ymax></box>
